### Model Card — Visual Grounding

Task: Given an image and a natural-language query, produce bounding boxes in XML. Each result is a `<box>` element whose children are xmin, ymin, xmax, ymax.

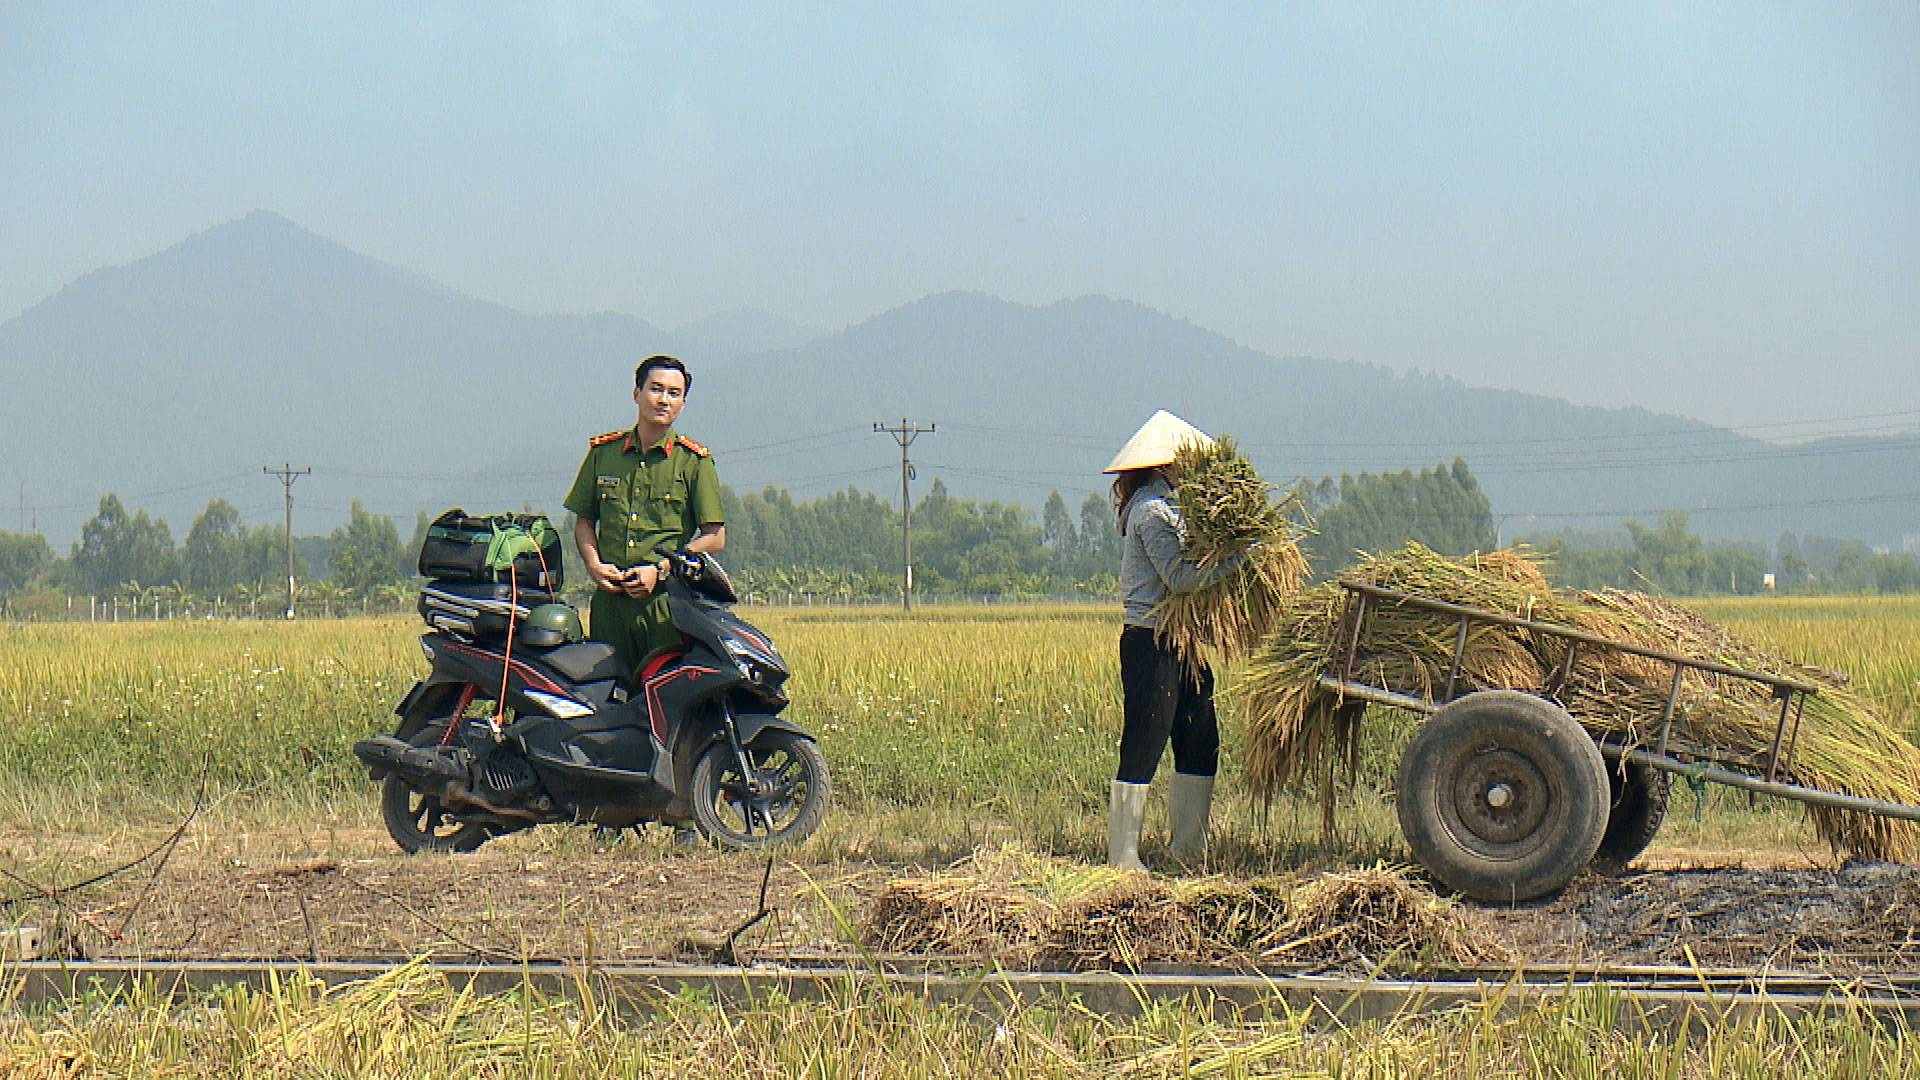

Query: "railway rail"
<box><xmin>9</xmin><ymin>957</ymin><xmax>1920</xmax><ymax>1035</ymax></box>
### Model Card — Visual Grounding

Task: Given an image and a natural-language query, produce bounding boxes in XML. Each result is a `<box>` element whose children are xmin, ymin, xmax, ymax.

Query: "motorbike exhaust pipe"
<box><xmin>353</xmin><ymin>737</ymin><xmax>546</xmax><ymax>822</ymax></box>
<box><xmin>352</xmin><ymin>736</ymin><xmax>467</xmax><ymax>788</ymax></box>
<box><xmin>444</xmin><ymin>781</ymin><xmax>542</xmax><ymax>821</ymax></box>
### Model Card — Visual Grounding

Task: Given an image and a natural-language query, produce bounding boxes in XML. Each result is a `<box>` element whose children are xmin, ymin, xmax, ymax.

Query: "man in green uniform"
<box><xmin>563</xmin><ymin>354</ymin><xmax>726</xmax><ymax>678</ymax></box>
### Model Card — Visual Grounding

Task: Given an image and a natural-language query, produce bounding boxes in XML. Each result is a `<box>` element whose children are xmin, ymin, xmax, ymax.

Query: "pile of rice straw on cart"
<box><xmin>1240</xmin><ymin>543</ymin><xmax>1920</xmax><ymax>862</ymax></box>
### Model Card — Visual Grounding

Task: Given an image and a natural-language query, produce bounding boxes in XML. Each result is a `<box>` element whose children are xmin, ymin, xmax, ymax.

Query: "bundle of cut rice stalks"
<box><xmin>1152</xmin><ymin>435</ymin><xmax>1311</xmax><ymax>665</ymax></box>
<box><xmin>863</xmin><ymin>851</ymin><xmax>1506</xmax><ymax>971</ymax></box>
<box><xmin>1241</xmin><ymin>542</ymin><xmax>1920</xmax><ymax>862</ymax></box>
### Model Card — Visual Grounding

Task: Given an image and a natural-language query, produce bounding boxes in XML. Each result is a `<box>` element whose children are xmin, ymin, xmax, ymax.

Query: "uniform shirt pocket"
<box><xmin>597</xmin><ymin>476</ymin><xmax>629</xmax><ymax>514</ymax></box>
<box><xmin>656</xmin><ymin>476</ymin><xmax>688</xmax><ymax>508</ymax></box>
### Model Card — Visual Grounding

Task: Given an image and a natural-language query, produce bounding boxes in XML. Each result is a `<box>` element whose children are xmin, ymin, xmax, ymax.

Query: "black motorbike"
<box><xmin>353</xmin><ymin>551</ymin><xmax>829</xmax><ymax>853</ymax></box>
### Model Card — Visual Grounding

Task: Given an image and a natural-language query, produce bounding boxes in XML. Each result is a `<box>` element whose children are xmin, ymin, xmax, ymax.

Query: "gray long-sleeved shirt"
<box><xmin>1119</xmin><ymin>476</ymin><xmax>1236</xmax><ymax>628</ymax></box>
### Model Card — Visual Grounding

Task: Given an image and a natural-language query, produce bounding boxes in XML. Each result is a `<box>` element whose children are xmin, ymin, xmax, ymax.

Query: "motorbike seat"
<box><xmin>535</xmin><ymin>641</ymin><xmax>625</xmax><ymax>684</ymax></box>
<box><xmin>637</xmin><ymin>648</ymin><xmax>686</xmax><ymax>685</ymax></box>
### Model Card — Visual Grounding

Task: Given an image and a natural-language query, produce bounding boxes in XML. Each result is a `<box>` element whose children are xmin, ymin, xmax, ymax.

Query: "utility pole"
<box><xmin>263</xmin><ymin>464</ymin><xmax>311</xmax><ymax>619</ymax></box>
<box><xmin>873</xmin><ymin>419</ymin><xmax>935</xmax><ymax>611</ymax></box>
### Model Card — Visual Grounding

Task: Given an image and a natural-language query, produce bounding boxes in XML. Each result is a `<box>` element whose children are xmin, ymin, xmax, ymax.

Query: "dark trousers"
<box><xmin>1117</xmin><ymin>625</ymin><xmax>1219</xmax><ymax>784</ymax></box>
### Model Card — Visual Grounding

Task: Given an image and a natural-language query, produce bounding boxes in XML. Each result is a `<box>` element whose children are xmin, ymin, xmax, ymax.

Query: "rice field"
<box><xmin>3</xmin><ymin>597</ymin><xmax>1917</xmax><ymax>857</ymax></box>
<box><xmin>3</xmin><ymin>597</ymin><xmax>1919</xmax><ymax>1072</ymax></box>
<box><xmin>1692</xmin><ymin>595</ymin><xmax>1920</xmax><ymax>724</ymax></box>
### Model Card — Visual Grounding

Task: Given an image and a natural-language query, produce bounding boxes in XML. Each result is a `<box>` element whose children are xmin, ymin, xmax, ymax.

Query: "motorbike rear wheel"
<box><xmin>689</xmin><ymin>730</ymin><xmax>830</xmax><ymax>849</ymax></box>
<box><xmin>381</xmin><ymin>725</ymin><xmax>492</xmax><ymax>854</ymax></box>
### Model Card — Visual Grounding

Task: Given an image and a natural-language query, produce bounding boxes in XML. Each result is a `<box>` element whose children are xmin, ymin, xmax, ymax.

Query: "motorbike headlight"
<box><xmin>723</xmin><ymin>639</ymin><xmax>759</xmax><ymax>671</ymax></box>
<box><xmin>723</xmin><ymin>640</ymin><xmax>781</xmax><ymax>684</ymax></box>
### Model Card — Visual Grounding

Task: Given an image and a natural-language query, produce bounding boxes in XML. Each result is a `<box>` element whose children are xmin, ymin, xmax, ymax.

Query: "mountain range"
<box><xmin>3</xmin><ymin>211</ymin><xmax>1915</xmax><ymax>553</ymax></box>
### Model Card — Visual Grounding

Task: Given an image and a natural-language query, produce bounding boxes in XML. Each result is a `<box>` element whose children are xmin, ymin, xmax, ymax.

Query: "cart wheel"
<box><xmin>1590</xmin><ymin>761</ymin><xmax>1669</xmax><ymax>876</ymax></box>
<box><xmin>1395</xmin><ymin>690</ymin><xmax>1610</xmax><ymax>903</ymax></box>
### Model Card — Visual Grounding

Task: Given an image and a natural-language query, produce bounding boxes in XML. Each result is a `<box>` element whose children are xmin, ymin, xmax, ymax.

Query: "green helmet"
<box><xmin>518</xmin><ymin>603</ymin><xmax>584</xmax><ymax>647</ymax></box>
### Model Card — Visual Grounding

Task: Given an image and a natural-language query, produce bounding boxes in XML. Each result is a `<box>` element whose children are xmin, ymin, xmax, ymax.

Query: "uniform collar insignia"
<box><xmin>624</xmin><ymin>427</ymin><xmax>678</xmax><ymax>455</ymax></box>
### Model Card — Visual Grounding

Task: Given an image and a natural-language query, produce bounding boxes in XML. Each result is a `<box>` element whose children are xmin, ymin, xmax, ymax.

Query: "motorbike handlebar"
<box><xmin>664</xmin><ymin>549</ymin><xmax>739</xmax><ymax>604</ymax></box>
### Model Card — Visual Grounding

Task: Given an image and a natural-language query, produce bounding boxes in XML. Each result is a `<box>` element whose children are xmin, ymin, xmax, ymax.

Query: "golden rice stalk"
<box><xmin>864</xmin><ymin>876</ymin><xmax>1056</xmax><ymax>956</ymax></box>
<box><xmin>1239</xmin><ymin>583</ymin><xmax>1352</xmax><ymax>800</ymax></box>
<box><xmin>1153</xmin><ymin>435</ymin><xmax>1311</xmax><ymax>665</ymax></box>
<box><xmin>1261</xmin><ymin>863</ymin><xmax>1510</xmax><ymax>967</ymax></box>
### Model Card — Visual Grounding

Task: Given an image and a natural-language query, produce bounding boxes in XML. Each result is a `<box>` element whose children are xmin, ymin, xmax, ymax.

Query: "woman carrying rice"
<box><xmin>1103</xmin><ymin>410</ymin><xmax>1242</xmax><ymax>871</ymax></box>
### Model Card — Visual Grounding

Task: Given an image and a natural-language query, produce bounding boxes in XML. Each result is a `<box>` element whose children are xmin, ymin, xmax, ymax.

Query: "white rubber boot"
<box><xmin>1168</xmin><ymin>771</ymin><xmax>1215</xmax><ymax>863</ymax></box>
<box><xmin>1107</xmin><ymin>780</ymin><xmax>1149</xmax><ymax>872</ymax></box>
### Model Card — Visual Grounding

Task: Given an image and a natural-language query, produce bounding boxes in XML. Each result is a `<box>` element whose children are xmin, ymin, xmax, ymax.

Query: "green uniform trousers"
<box><xmin>588</xmin><ymin>588</ymin><xmax>683</xmax><ymax>679</ymax></box>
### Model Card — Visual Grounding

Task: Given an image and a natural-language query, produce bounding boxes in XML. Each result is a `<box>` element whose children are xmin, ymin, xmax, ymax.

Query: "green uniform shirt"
<box><xmin>564</xmin><ymin>426</ymin><xmax>725</xmax><ymax>566</ymax></box>
<box><xmin>564</xmin><ymin>426</ymin><xmax>725</xmax><ymax>674</ymax></box>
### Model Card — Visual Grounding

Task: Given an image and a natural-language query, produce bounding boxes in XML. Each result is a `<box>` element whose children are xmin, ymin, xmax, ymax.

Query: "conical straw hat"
<box><xmin>1103</xmin><ymin>410</ymin><xmax>1213</xmax><ymax>473</ymax></box>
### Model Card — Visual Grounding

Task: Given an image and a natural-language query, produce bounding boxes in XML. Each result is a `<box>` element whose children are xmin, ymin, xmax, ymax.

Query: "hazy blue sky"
<box><xmin>3</xmin><ymin>2</ymin><xmax>1914</xmax><ymax>430</ymax></box>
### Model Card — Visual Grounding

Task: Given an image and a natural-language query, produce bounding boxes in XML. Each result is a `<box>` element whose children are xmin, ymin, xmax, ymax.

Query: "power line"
<box><xmin>1245</xmin><ymin>408</ymin><xmax>1920</xmax><ymax>453</ymax></box>
<box><xmin>1505</xmin><ymin>489</ymin><xmax>1920</xmax><ymax>521</ymax></box>
<box><xmin>937</xmin><ymin>423</ymin><xmax>1118</xmax><ymax>452</ymax></box>
<box><xmin>922</xmin><ymin>461</ymin><xmax>1077</xmax><ymax>491</ymax></box>
<box><xmin>718</xmin><ymin>426</ymin><xmax>870</xmax><ymax>459</ymax></box>
<box><xmin>1456</xmin><ymin>437</ymin><xmax>1920</xmax><ymax>476</ymax></box>
<box><xmin>934</xmin><ymin>430</ymin><xmax>1920</xmax><ymax>476</ymax></box>
<box><xmin>32</xmin><ymin>471</ymin><xmax>262</xmax><ymax>513</ymax></box>
<box><xmin>941</xmin><ymin>407</ymin><xmax>1920</xmax><ymax>456</ymax></box>
<box><xmin>767</xmin><ymin>464</ymin><xmax>896</xmax><ymax>492</ymax></box>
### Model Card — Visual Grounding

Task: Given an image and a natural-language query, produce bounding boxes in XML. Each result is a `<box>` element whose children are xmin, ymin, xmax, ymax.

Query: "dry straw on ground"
<box><xmin>1153</xmin><ymin>435</ymin><xmax>1311</xmax><ymax>665</ymax></box>
<box><xmin>865</xmin><ymin>850</ymin><xmax>1507</xmax><ymax>972</ymax></box>
<box><xmin>1240</xmin><ymin>543</ymin><xmax>1920</xmax><ymax>861</ymax></box>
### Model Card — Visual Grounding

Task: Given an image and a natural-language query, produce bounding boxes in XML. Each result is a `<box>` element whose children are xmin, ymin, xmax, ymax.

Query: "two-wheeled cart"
<box><xmin>1321</xmin><ymin>580</ymin><xmax>1920</xmax><ymax>903</ymax></box>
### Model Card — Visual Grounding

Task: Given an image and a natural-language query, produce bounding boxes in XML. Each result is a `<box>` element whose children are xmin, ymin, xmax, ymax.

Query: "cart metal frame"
<box><xmin>1321</xmin><ymin>580</ymin><xmax>1920</xmax><ymax>825</ymax></box>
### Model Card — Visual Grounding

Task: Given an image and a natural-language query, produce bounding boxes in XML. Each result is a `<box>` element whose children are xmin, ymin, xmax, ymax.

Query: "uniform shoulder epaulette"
<box><xmin>588</xmin><ymin>430</ymin><xmax>626</xmax><ymax>448</ymax></box>
<box><xmin>675</xmin><ymin>435</ymin><xmax>711</xmax><ymax>457</ymax></box>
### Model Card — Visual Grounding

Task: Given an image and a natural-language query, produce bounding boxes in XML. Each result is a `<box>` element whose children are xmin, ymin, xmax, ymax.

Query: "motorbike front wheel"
<box><xmin>689</xmin><ymin>730</ymin><xmax>830</xmax><ymax>849</ymax></box>
<box><xmin>381</xmin><ymin>725</ymin><xmax>492</xmax><ymax>854</ymax></box>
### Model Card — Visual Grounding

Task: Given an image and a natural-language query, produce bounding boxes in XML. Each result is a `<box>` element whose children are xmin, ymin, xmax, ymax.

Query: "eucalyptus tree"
<box><xmin>72</xmin><ymin>494</ymin><xmax>178</xmax><ymax>594</ymax></box>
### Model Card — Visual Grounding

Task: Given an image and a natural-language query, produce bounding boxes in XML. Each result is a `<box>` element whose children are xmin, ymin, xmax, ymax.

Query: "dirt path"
<box><xmin>1495</xmin><ymin>858</ymin><xmax>1920</xmax><ymax>970</ymax></box>
<box><xmin>10</xmin><ymin>830</ymin><xmax>1919</xmax><ymax>972</ymax></box>
<box><xmin>15</xmin><ymin>829</ymin><xmax>874</xmax><ymax>964</ymax></box>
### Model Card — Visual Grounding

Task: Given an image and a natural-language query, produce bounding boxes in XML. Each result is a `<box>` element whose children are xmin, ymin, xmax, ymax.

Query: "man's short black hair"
<box><xmin>635</xmin><ymin>354</ymin><xmax>691</xmax><ymax>393</ymax></box>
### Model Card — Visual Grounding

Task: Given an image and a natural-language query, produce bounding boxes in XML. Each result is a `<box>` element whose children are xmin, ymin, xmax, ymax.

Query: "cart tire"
<box><xmin>1590</xmin><ymin>761</ymin><xmax>1669</xmax><ymax>876</ymax></box>
<box><xmin>1395</xmin><ymin>690</ymin><xmax>1610</xmax><ymax>903</ymax></box>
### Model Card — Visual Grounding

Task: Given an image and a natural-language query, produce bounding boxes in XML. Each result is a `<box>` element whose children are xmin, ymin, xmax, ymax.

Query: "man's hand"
<box><xmin>586</xmin><ymin>559</ymin><xmax>630</xmax><ymax>593</ymax></box>
<box><xmin>612</xmin><ymin>563</ymin><xmax>664</xmax><ymax>598</ymax></box>
<box><xmin>576</xmin><ymin>517</ymin><xmax>643</xmax><ymax>595</ymax></box>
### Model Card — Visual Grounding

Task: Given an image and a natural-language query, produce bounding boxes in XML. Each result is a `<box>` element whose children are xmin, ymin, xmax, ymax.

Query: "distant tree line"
<box><xmin>1530</xmin><ymin>515</ymin><xmax>1920</xmax><ymax>595</ymax></box>
<box><xmin>5</xmin><ymin>459</ymin><xmax>1919</xmax><ymax>618</ymax></box>
<box><xmin>1302</xmin><ymin>458</ymin><xmax>1496</xmax><ymax>572</ymax></box>
<box><xmin>1530</xmin><ymin>512</ymin><xmax>1770</xmax><ymax>594</ymax></box>
<box><xmin>718</xmin><ymin>480</ymin><xmax>1121</xmax><ymax>600</ymax></box>
<box><xmin>0</xmin><ymin>482</ymin><xmax>1123</xmax><ymax>616</ymax></box>
<box><xmin>1</xmin><ymin>495</ymin><xmax>422</xmax><ymax>619</ymax></box>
